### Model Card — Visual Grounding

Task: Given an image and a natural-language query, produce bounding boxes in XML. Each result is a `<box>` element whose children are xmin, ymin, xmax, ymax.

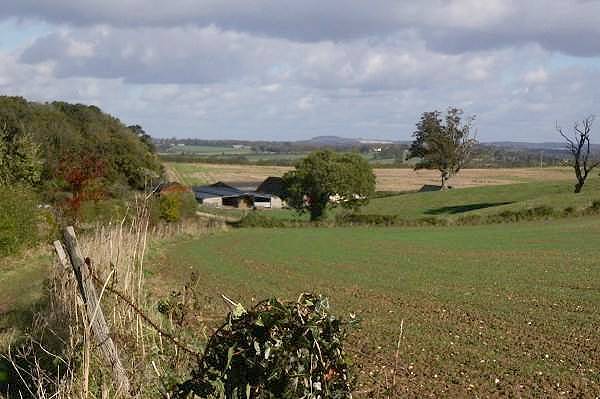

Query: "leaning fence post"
<box><xmin>53</xmin><ymin>240</ymin><xmax>69</xmax><ymax>269</ymax></box>
<box><xmin>60</xmin><ymin>226</ymin><xmax>131</xmax><ymax>395</ymax></box>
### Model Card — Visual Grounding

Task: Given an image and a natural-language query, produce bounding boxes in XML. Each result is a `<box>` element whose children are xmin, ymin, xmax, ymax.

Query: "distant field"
<box><xmin>164</xmin><ymin>162</ymin><xmax>573</xmax><ymax>191</ymax></box>
<box><xmin>161</xmin><ymin>145</ymin><xmax>254</xmax><ymax>156</ymax></box>
<box><xmin>148</xmin><ymin>217</ymin><xmax>600</xmax><ymax>397</ymax></box>
<box><xmin>165</xmin><ymin>162</ymin><xmax>291</xmax><ymax>187</ymax></box>
<box><xmin>160</xmin><ymin>144</ymin><xmax>400</xmax><ymax>164</ymax></box>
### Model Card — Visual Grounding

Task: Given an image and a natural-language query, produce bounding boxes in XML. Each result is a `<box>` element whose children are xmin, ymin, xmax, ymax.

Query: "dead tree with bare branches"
<box><xmin>557</xmin><ymin>116</ymin><xmax>600</xmax><ymax>193</ymax></box>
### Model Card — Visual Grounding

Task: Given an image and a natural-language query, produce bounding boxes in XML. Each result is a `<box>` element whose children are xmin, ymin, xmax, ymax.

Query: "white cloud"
<box><xmin>523</xmin><ymin>68</ymin><xmax>549</xmax><ymax>85</ymax></box>
<box><xmin>0</xmin><ymin>1</ymin><xmax>599</xmax><ymax>142</ymax></box>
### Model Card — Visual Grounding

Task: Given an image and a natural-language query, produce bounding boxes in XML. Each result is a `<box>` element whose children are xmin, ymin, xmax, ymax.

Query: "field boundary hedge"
<box><xmin>232</xmin><ymin>200</ymin><xmax>600</xmax><ymax>229</ymax></box>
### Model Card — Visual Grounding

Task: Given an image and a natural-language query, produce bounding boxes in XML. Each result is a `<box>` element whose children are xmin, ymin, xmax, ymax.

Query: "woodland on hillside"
<box><xmin>0</xmin><ymin>96</ymin><xmax>165</xmax><ymax>256</ymax></box>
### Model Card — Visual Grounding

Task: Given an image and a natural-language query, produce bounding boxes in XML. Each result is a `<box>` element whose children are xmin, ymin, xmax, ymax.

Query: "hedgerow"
<box><xmin>235</xmin><ymin>199</ymin><xmax>600</xmax><ymax>229</ymax></box>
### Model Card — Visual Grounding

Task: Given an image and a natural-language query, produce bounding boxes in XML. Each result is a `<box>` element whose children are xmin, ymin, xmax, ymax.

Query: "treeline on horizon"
<box><xmin>158</xmin><ymin>137</ymin><xmax>572</xmax><ymax>168</ymax></box>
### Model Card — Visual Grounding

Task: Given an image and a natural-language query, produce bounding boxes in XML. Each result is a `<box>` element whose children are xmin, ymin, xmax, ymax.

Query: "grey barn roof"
<box><xmin>256</xmin><ymin>176</ymin><xmax>285</xmax><ymax>196</ymax></box>
<box><xmin>193</xmin><ymin>182</ymin><xmax>243</xmax><ymax>199</ymax></box>
<box><xmin>193</xmin><ymin>182</ymin><xmax>274</xmax><ymax>200</ymax></box>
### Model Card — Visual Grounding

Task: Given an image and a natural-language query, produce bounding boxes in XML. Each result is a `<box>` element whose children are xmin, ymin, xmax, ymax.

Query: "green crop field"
<box><xmin>147</xmin><ymin>217</ymin><xmax>600</xmax><ymax>397</ymax></box>
<box><xmin>3</xmin><ymin>176</ymin><xmax>600</xmax><ymax>396</ymax></box>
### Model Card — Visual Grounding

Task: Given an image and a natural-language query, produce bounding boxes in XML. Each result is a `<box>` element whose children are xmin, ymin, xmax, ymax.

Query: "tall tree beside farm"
<box><xmin>410</xmin><ymin>108</ymin><xmax>477</xmax><ymax>190</ymax></box>
<box><xmin>556</xmin><ymin>116</ymin><xmax>599</xmax><ymax>193</ymax></box>
<box><xmin>282</xmin><ymin>150</ymin><xmax>375</xmax><ymax>221</ymax></box>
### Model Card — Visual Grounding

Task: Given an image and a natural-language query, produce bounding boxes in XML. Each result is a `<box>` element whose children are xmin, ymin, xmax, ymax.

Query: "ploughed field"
<box><xmin>164</xmin><ymin>162</ymin><xmax>572</xmax><ymax>191</ymax></box>
<box><xmin>147</xmin><ymin>218</ymin><xmax>600</xmax><ymax>397</ymax></box>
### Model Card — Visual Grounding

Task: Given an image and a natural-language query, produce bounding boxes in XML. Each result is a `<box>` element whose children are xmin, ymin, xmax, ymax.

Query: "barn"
<box><xmin>256</xmin><ymin>177</ymin><xmax>285</xmax><ymax>197</ymax></box>
<box><xmin>193</xmin><ymin>181</ymin><xmax>283</xmax><ymax>209</ymax></box>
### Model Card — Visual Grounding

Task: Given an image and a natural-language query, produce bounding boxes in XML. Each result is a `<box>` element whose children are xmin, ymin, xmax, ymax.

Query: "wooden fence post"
<box><xmin>53</xmin><ymin>240</ymin><xmax>69</xmax><ymax>269</ymax></box>
<box><xmin>60</xmin><ymin>226</ymin><xmax>131</xmax><ymax>395</ymax></box>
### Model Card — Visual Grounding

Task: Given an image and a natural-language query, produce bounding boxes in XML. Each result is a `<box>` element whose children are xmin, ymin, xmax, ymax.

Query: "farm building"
<box><xmin>193</xmin><ymin>181</ymin><xmax>283</xmax><ymax>209</ymax></box>
<box><xmin>256</xmin><ymin>176</ymin><xmax>285</xmax><ymax>197</ymax></box>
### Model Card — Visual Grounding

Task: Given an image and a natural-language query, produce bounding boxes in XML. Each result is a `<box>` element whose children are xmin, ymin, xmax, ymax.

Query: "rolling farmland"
<box><xmin>147</xmin><ymin>217</ymin><xmax>600</xmax><ymax>397</ymax></box>
<box><xmin>165</xmin><ymin>162</ymin><xmax>572</xmax><ymax>191</ymax></box>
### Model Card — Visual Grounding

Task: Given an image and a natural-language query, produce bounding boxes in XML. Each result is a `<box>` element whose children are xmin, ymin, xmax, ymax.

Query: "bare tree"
<box><xmin>557</xmin><ymin>116</ymin><xmax>599</xmax><ymax>193</ymax></box>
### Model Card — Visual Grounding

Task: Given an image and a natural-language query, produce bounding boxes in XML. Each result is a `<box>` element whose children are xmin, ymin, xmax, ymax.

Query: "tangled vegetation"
<box><xmin>0</xmin><ymin>96</ymin><xmax>163</xmax><ymax>194</ymax></box>
<box><xmin>176</xmin><ymin>293</ymin><xmax>356</xmax><ymax>399</ymax></box>
<box><xmin>0</xmin><ymin>96</ymin><xmax>165</xmax><ymax>253</ymax></box>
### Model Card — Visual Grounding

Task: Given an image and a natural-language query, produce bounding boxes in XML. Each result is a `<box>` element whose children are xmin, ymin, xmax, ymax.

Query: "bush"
<box><xmin>530</xmin><ymin>205</ymin><xmax>555</xmax><ymax>218</ymax></box>
<box><xmin>488</xmin><ymin>206</ymin><xmax>556</xmax><ymax>223</ymax></box>
<box><xmin>563</xmin><ymin>206</ymin><xmax>576</xmax><ymax>216</ymax></box>
<box><xmin>176</xmin><ymin>293</ymin><xmax>355</xmax><ymax>399</ymax></box>
<box><xmin>179</xmin><ymin>192</ymin><xmax>199</xmax><ymax>219</ymax></box>
<box><xmin>156</xmin><ymin>192</ymin><xmax>198</xmax><ymax>223</ymax></box>
<box><xmin>159</xmin><ymin>194</ymin><xmax>181</xmax><ymax>222</ymax></box>
<box><xmin>455</xmin><ymin>214</ymin><xmax>483</xmax><ymax>225</ymax></box>
<box><xmin>335</xmin><ymin>213</ymin><xmax>399</xmax><ymax>226</ymax></box>
<box><xmin>79</xmin><ymin>198</ymin><xmax>129</xmax><ymax>225</ymax></box>
<box><xmin>590</xmin><ymin>200</ymin><xmax>600</xmax><ymax>212</ymax></box>
<box><xmin>418</xmin><ymin>216</ymin><xmax>449</xmax><ymax>226</ymax></box>
<box><xmin>0</xmin><ymin>186</ymin><xmax>40</xmax><ymax>257</ymax></box>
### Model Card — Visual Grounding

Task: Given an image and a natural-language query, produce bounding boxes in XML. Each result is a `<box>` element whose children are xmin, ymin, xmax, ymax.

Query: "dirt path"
<box><xmin>164</xmin><ymin>163</ymin><xmax>186</xmax><ymax>184</ymax></box>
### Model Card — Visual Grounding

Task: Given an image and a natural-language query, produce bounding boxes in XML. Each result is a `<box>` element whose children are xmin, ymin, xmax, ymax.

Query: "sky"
<box><xmin>0</xmin><ymin>1</ymin><xmax>599</xmax><ymax>142</ymax></box>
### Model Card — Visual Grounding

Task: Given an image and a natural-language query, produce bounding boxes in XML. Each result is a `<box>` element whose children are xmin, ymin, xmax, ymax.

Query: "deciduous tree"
<box><xmin>282</xmin><ymin>150</ymin><xmax>375</xmax><ymax>221</ymax></box>
<box><xmin>410</xmin><ymin>108</ymin><xmax>477</xmax><ymax>190</ymax></box>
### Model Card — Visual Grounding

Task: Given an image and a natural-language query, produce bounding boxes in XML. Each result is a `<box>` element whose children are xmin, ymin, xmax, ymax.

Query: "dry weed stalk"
<box><xmin>4</xmin><ymin>197</ymin><xmax>222</xmax><ymax>398</ymax></box>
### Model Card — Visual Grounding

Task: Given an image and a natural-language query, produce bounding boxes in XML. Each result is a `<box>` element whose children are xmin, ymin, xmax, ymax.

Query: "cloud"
<box><xmin>20</xmin><ymin>26</ymin><xmax>281</xmax><ymax>84</ymax></box>
<box><xmin>523</xmin><ymin>68</ymin><xmax>549</xmax><ymax>85</ymax></box>
<box><xmin>3</xmin><ymin>1</ymin><xmax>600</xmax><ymax>56</ymax></box>
<box><xmin>1</xmin><ymin>1</ymin><xmax>599</xmax><ymax>142</ymax></box>
<box><xmin>19</xmin><ymin>25</ymin><xmax>512</xmax><ymax>93</ymax></box>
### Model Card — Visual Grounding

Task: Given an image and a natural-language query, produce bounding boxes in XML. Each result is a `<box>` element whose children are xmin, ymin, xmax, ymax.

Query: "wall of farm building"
<box><xmin>254</xmin><ymin>200</ymin><xmax>271</xmax><ymax>208</ymax></box>
<box><xmin>201</xmin><ymin>197</ymin><xmax>222</xmax><ymax>207</ymax></box>
<box><xmin>270</xmin><ymin>196</ymin><xmax>283</xmax><ymax>209</ymax></box>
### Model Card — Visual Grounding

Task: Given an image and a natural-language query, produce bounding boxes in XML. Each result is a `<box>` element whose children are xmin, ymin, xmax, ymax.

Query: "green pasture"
<box><xmin>149</xmin><ymin>217</ymin><xmax>600</xmax><ymax>396</ymax></box>
<box><xmin>361</xmin><ymin>178</ymin><xmax>600</xmax><ymax>219</ymax></box>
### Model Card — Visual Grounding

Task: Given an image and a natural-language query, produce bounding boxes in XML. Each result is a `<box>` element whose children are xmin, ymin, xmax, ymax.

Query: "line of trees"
<box><xmin>0</xmin><ymin>96</ymin><xmax>164</xmax><ymax>256</ymax></box>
